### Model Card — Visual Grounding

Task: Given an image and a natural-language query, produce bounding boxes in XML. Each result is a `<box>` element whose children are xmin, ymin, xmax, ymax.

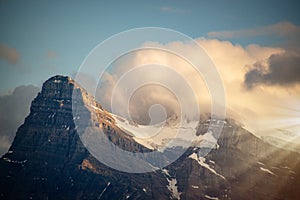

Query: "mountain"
<box><xmin>0</xmin><ymin>75</ymin><xmax>299</xmax><ymax>200</ymax></box>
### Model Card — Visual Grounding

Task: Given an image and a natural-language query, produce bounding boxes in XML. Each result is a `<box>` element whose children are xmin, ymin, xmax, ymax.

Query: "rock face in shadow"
<box><xmin>0</xmin><ymin>75</ymin><xmax>299</xmax><ymax>200</ymax></box>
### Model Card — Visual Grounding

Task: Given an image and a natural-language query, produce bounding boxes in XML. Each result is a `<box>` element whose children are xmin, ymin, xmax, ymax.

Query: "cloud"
<box><xmin>207</xmin><ymin>21</ymin><xmax>300</xmax><ymax>90</ymax></box>
<box><xmin>197</xmin><ymin>39</ymin><xmax>300</xmax><ymax>139</ymax></box>
<box><xmin>0</xmin><ymin>44</ymin><xmax>20</xmax><ymax>64</ymax></box>
<box><xmin>92</xmin><ymin>36</ymin><xmax>300</xmax><ymax>141</ymax></box>
<box><xmin>207</xmin><ymin>21</ymin><xmax>300</xmax><ymax>39</ymax></box>
<box><xmin>245</xmin><ymin>51</ymin><xmax>300</xmax><ymax>89</ymax></box>
<box><xmin>95</xmin><ymin>46</ymin><xmax>206</xmax><ymax>124</ymax></box>
<box><xmin>93</xmin><ymin>38</ymin><xmax>281</xmax><ymax>125</ymax></box>
<box><xmin>0</xmin><ymin>85</ymin><xmax>40</xmax><ymax>156</ymax></box>
<box><xmin>160</xmin><ymin>6</ymin><xmax>190</xmax><ymax>14</ymax></box>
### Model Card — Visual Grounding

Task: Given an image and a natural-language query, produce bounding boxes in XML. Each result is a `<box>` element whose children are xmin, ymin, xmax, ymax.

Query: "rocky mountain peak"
<box><xmin>4</xmin><ymin>74</ymin><xmax>148</xmax><ymax>167</ymax></box>
<box><xmin>3</xmin><ymin>75</ymin><xmax>89</xmax><ymax>166</ymax></box>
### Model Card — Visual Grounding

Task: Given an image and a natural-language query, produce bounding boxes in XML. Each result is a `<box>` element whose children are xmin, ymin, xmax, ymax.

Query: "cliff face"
<box><xmin>0</xmin><ymin>75</ymin><xmax>299</xmax><ymax>200</ymax></box>
<box><xmin>5</xmin><ymin>76</ymin><xmax>87</xmax><ymax>164</ymax></box>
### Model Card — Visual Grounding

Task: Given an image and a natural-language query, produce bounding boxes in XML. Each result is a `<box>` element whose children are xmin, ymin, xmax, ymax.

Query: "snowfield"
<box><xmin>112</xmin><ymin>114</ymin><xmax>220</xmax><ymax>151</ymax></box>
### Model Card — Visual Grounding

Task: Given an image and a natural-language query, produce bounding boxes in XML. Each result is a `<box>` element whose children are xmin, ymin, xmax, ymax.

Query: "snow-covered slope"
<box><xmin>112</xmin><ymin>114</ymin><xmax>219</xmax><ymax>152</ymax></box>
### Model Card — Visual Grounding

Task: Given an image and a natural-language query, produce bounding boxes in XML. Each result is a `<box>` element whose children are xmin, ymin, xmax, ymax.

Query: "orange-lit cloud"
<box><xmin>96</xmin><ymin>37</ymin><xmax>300</xmax><ymax>140</ymax></box>
<box><xmin>198</xmin><ymin>38</ymin><xmax>300</xmax><ymax>138</ymax></box>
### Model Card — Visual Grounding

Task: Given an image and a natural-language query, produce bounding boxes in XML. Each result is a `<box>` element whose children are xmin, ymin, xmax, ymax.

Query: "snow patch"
<box><xmin>189</xmin><ymin>153</ymin><xmax>225</xmax><ymax>179</ymax></box>
<box><xmin>204</xmin><ymin>195</ymin><xmax>219</xmax><ymax>200</ymax></box>
<box><xmin>209</xmin><ymin>160</ymin><xmax>215</xmax><ymax>164</ymax></box>
<box><xmin>162</xmin><ymin>169</ymin><xmax>170</xmax><ymax>176</ymax></box>
<box><xmin>167</xmin><ymin>178</ymin><xmax>181</xmax><ymax>200</ymax></box>
<box><xmin>162</xmin><ymin>169</ymin><xmax>181</xmax><ymax>200</ymax></box>
<box><xmin>260</xmin><ymin>167</ymin><xmax>275</xmax><ymax>175</ymax></box>
<box><xmin>98</xmin><ymin>182</ymin><xmax>110</xmax><ymax>199</ymax></box>
<box><xmin>256</xmin><ymin>161</ymin><xmax>265</xmax><ymax>166</ymax></box>
<box><xmin>3</xmin><ymin>157</ymin><xmax>27</xmax><ymax>164</ymax></box>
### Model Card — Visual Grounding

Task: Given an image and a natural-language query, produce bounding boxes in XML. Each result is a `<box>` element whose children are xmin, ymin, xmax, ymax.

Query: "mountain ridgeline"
<box><xmin>0</xmin><ymin>75</ymin><xmax>299</xmax><ymax>200</ymax></box>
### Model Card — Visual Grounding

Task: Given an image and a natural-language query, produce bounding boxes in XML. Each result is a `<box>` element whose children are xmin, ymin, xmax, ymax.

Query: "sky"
<box><xmin>0</xmin><ymin>0</ymin><xmax>300</xmax><ymax>153</ymax></box>
<box><xmin>1</xmin><ymin>0</ymin><xmax>300</xmax><ymax>93</ymax></box>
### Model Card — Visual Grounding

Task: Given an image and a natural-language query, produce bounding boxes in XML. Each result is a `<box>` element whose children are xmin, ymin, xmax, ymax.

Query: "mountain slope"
<box><xmin>0</xmin><ymin>75</ymin><xmax>299</xmax><ymax>200</ymax></box>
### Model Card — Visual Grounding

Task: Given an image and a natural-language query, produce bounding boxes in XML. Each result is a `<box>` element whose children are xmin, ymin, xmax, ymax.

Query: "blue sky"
<box><xmin>1</xmin><ymin>0</ymin><xmax>300</xmax><ymax>94</ymax></box>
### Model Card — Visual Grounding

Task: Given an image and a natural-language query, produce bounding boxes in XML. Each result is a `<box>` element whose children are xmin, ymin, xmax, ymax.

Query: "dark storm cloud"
<box><xmin>0</xmin><ymin>85</ymin><xmax>40</xmax><ymax>156</ymax></box>
<box><xmin>244</xmin><ymin>52</ymin><xmax>300</xmax><ymax>89</ymax></box>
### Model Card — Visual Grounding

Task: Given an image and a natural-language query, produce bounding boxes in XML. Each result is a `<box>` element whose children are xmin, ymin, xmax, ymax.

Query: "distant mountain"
<box><xmin>0</xmin><ymin>75</ymin><xmax>299</xmax><ymax>200</ymax></box>
<box><xmin>0</xmin><ymin>85</ymin><xmax>40</xmax><ymax>156</ymax></box>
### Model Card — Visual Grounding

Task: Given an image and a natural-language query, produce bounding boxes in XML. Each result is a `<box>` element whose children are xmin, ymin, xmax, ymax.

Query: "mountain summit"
<box><xmin>0</xmin><ymin>75</ymin><xmax>299</xmax><ymax>199</ymax></box>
